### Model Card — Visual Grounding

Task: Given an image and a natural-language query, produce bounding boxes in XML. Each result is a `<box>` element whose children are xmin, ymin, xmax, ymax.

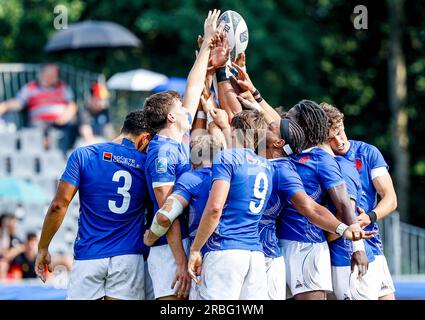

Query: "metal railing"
<box><xmin>0</xmin><ymin>63</ymin><xmax>105</xmax><ymax>128</ymax></box>
<box><xmin>378</xmin><ymin>211</ymin><xmax>425</xmax><ymax>276</ymax></box>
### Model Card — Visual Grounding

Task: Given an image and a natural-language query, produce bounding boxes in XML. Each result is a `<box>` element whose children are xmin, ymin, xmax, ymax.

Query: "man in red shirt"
<box><xmin>0</xmin><ymin>63</ymin><xmax>78</xmax><ymax>152</ymax></box>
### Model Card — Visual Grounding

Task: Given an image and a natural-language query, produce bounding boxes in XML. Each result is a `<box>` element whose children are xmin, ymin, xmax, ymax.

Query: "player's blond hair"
<box><xmin>231</xmin><ymin>110</ymin><xmax>268</xmax><ymax>151</ymax></box>
<box><xmin>320</xmin><ymin>102</ymin><xmax>345</xmax><ymax>131</ymax></box>
<box><xmin>190</xmin><ymin>134</ymin><xmax>224</xmax><ymax>165</ymax></box>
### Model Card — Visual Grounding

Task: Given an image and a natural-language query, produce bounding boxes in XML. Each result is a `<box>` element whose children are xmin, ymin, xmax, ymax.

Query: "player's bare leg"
<box><xmin>294</xmin><ymin>291</ymin><xmax>327</xmax><ymax>300</ymax></box>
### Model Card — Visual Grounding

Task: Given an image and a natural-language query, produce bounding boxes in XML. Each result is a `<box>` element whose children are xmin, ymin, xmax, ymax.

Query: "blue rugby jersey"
<box><xmin>343</xmin><ymin>140</ymin><xmax>389</xmax><ymax>256</ymax></box>
<box><xmin>277</xmin><ymin>147</ymin><xmax>345</xmax><ymax>243</ymax></box>
<box><xmin>260</xmin><ymin>158</ymin><xmax>304</xmax><ymax>258</ymax></box>
<box><xmin>61</xmin><ymin>138</ymin><xmax>149</xmax><ymax>260</ymax></box>
<box><xmin>205</xmin><ymin>148</ymin><xmax>273</xmax><ymax>252</ymax></box>
<box><xmin>328</xmin><ymin>156</ymin><xmax>375</xmax><ymax>266</ymax></box>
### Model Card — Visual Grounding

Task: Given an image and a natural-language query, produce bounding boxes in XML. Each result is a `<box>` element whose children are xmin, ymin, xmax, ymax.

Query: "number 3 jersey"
<box><xmin>205</xmin><ymin>148</ymin><xmax>273</xmax><ymax>253</ymax></box>
<box><xmin>60</xmin><ymin>138</ymin><xmax>149</xmax><ymax>260</ymax></box>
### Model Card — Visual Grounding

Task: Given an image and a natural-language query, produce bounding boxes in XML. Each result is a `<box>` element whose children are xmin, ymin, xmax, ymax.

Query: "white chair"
<box><xmin>0</xmin><ymin>132</ymin><xmax>18</xmax><ymax>155</ymax></box>
<box><xmin>38</xmin><ymin>150</ymin><xmax>66</xmax><ymax>179</ymax></box>
<box><xmin>19</xmin><ymin>128</ymin><xmax>45</xmax><ymax>154</ymax></box>
<box><xmin>0</xmin><ymin>155</ymin><xmax>8</xmax><ymax>177</ymax></box>
<box><xmin>9</xmin><ymin>153</ymin><xmax>37</xmax><ymax>178</ymax></box>
<box><xmin>32</xmin><ymin>177</ymin><xmax>58</xmax><ymax>199</ymax></box>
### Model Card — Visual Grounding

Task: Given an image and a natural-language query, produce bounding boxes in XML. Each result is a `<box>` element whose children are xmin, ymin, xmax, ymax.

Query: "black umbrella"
<box><xmin>44</xmin><ymin>20</ymin><xmax>141</xmax><ymax>53</ymax></box>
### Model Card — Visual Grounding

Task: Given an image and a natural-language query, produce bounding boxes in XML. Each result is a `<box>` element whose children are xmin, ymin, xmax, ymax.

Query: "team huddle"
<box><xmin>34</xmin><ymin>10</ymin><xmax>398</xmax><ymax>300</ymax></box>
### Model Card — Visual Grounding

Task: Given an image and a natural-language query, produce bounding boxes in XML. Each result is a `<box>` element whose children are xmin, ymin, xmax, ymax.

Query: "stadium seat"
<box><xmin>33</xmin><ymin>177</ymin><xmax>58</xmax><ymax>199</ymax></box>
<box><xmin>38</xmin><ymin>150</ymin><xmax>66</xmax><ymax>179</ymax></box>
<box><xmin>0</xmin><ymin>155</ymin><xmax>8</xmax><ymax>177</ymax></box>
<box><xmin>9</xmin><ymin>153</ymin><xmax>37</xmax><ymax>178</ymax></box>
<box><xmin>0</xmin><ymin>132</ymin><xmax>18</xmax><ymax>155</ymax></box>
<box><xmin>19</xmin><ymin>128</ymin><xmax>44</xmax><ymax>154</ymax></box>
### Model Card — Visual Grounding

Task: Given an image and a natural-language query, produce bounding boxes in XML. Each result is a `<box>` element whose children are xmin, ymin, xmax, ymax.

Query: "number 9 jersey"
<box><xmin>205</xmin><ymin>148</ymin><xmax>273</xmax><ymax>253</ymax></box>
<box><xmin>60</xmin><ymin>138</ymin><xmax>149</xmax><ymax>260</ymax></box>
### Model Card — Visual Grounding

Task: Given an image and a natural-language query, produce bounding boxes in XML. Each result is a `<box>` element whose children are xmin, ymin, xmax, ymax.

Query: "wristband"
<box><xmin>366</xmin><ymin>210</ymin><xmax>378</xmax><ymax>225</ymax></box>
<box><xmin>197</xmin><ymin>111</ymin><xmax>207</xmax><ymax>119</ymax></box>
<box><xmin>207</xmin><ymin>111</ymin><xmax>214</xmax><ymax>125</ymax></box>
<box><xmin>335</xmin><ymin>223</ymin><xmax>349</xmax><ymax>236</ymax></box>
<box><xmin>252</xmin><ymin>89</ymin><xmax>260</xmax><ymax>97</ymax></box>
<box><xmin>352</xmin><ymin>240</ymin><xmax>365</xmax><ymax>252</ymax></box>
<box><xmin>216</xmin><ymin>67</ymin><xmax>228</xmax><ymax>83</ymax></box>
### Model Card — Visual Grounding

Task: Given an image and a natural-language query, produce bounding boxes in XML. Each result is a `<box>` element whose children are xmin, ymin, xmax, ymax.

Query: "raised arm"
<box><xmin>183</xmin><ymin>9</ymin><xmax>220</xmax><ymax>120</ymax></box>
<box><xmin>231</xmin><ymin>61</ymin><xmax>280</xmax><ymax>122</ymax></box>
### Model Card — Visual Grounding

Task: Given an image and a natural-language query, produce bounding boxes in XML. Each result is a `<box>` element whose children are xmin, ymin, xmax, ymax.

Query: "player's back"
<box><xmin>206</xmin><ymin>148</ymin><xmax>273</xmax><ymax>252</ymax></box>
<box><xmin>278</xmin><ymin>147</ymin><xmax>344</xmax><ymax>243</ymax></box>
<box><xmin>260</xmin><ymin>157</ymin><xmax>303</xmax><ymax>258</ymax></box>
<box><xmin>61</xmin><ymin>138</ymin><xmax>148</xmax><ymax>260</ymax></box>
<box><xmin>173</xmin><ymin>167</ymin><xmax>212</xmax><ymax>245</ymax></box>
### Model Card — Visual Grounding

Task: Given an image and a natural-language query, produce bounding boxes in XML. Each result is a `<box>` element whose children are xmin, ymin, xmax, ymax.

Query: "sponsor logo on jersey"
<box><xmin>103</xmin><ymin>152</ymin><xmax>112</xmax><ymax>162</ymax></box>
<box><xmin>155</xmin><ymin>157</ymin><xmax>168</xmax><ymax>173</ymax></box>
<box><xmin>295</xmin><ymin>280</ymin><xmax>303</xmax><ymax>288</ymax></box>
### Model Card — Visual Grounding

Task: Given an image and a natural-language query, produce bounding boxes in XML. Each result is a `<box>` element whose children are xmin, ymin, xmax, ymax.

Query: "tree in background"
<box><xmin>0</xmin><ymin>0</ymin><xmax>423</xmax><ymax>226</ymax></box>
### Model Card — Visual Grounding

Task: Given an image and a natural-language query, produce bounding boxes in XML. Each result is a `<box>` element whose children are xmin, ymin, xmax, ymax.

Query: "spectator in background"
<box><xmin>0</xmin><ymin>63</ymin><xmax>78</xmax><ymax>153</ymax></box>
<box><xmin>0</xmin><ymin>214</ymin><xmax>22</xmax><ymax>250</ymax></box>
<box><xmin>78</xmin><ymin>82</ymin><xmax>115</xmax><ymax>145</ymax></box>
<box><xmin>9</xmin><ymin>232</ymin><xmax>38</xmax><ymax>279</ymax></box>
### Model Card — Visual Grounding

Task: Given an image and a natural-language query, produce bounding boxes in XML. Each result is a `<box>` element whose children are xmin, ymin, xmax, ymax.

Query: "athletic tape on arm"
<box><xmin>150</xmin><ymin>196</ymin><xmax>184</xmax><ymax>237</ymax></box>
<box><xmin>371</xmin><ymin>167</ymin><xmax>389</xmax><ymax>180</ymax></box>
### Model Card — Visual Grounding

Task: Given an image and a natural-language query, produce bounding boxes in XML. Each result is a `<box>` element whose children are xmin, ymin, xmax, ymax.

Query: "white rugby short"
<box><xmin>198</xmin><ymin>249</ymin><xmax>268</xmax><ymax>300</ymax></box>
<box><xmin>67</xmin><ymin>254</ymin><xmax>145</xmax><ymax>300</ymax></box>
<box><xmin>279</xmin><ymin>240</ymin><xmax>332</xmax><ymax>297</ymax></box>
<box><xmin>265</xmin><ymin>256</ymin><xmax>286</xmax><ymax>300</ymax></box>
<box><xmin>147</xmin><ymin>238</ymin><xmax>190</xmax><ymax>299</ymax></box>
<box><xmin>374</xmin><ymin>254</ymin><xmax>396</xmax><ymax>297</ymax></box>
<box><xmin>331</xmin><ymin>260</ymin><xmax>379</xmax><ymax>300</ymax></box>
<box><xmin>144</xmin><ymin>260</ymin><xmax>155</xmax><ymax>300</ymax></box>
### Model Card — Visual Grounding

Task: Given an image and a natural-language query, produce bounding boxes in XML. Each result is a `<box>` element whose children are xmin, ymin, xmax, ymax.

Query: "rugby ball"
<box><xmin>217</xmin><ymin>10</ymin><xmax>249</xmax><ymax>61</ymax></box>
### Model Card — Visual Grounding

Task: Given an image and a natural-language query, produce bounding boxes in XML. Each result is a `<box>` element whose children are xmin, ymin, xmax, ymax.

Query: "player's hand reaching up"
<box><xmin>35</xmin><ymin>248</ymin><xmax>52</xmax><ymax>283</ymax></box>
<box><xmin>203</xmin><ymin>9</ymin><xmax>221</xmax><ymax>44</ymax></box>
<box><xmin>210</xmin><ymin>108</ymin><xmax>230</xmax><ymax>129</ymax></box>
<box><xmin>188</xmin><ymin>250</ymin><xmax>203</xmax><ymax>285</ymax></box>
<box><xmin>209</xmin><ymin>32</ymin><xmax>230</xmax><ymax>69</ymax></box>
<box><xmin>231</xmin><ymin>61</ymin><xmax>256</xmax><ymax>93</ymax></box>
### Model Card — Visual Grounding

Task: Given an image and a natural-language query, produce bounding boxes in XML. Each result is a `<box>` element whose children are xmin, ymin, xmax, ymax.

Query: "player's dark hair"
<box><xmin>231</xmin><ymin>110</ymin><xmax>268</xmax><ymax>151</ymax></box>
<box><xmin>281</xmin><ymin>117</ymin><xmax>305</xmax><ymax>154</ymax></box>
<box><xmin>26</xmin><ymin>232</ymin><xmax>37</xmax><ymax>242</ymax></box>
<box><xmin>290</xmin><ymin>100</ymin><xmax>329</xmax><ymax>149</ymax></box>
<box><xmin>121</xmin><ymin>110</ymin><xmax>154</xmax><ymax>136</ymax></box>
<box><xmin>143</xmin><ymin>90</ymin><xmax>181</xmax><ymax>132</ymax></box>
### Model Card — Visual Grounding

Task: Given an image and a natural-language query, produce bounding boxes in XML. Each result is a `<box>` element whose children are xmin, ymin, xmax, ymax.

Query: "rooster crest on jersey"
<box><xmin>217</xmin><ymin>10</ymin><xmax>249</xmax><ymax>61</ymax></box>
